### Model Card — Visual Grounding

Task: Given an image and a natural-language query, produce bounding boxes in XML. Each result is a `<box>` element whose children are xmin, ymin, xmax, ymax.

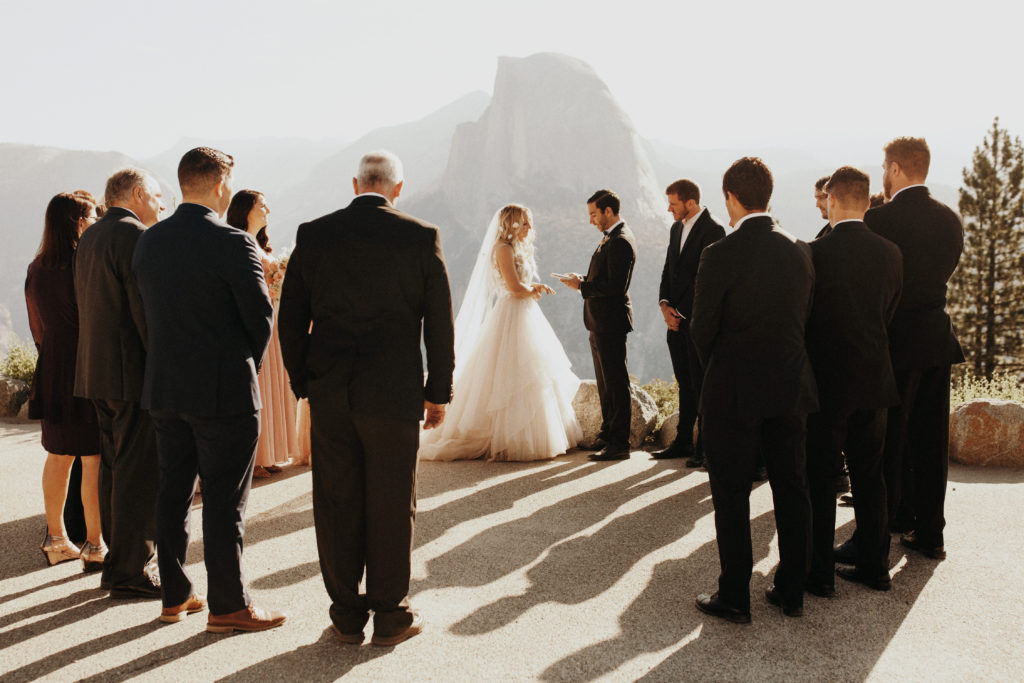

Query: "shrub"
<box><xmin>951</xmin><ymin>368</ymin><xmax>1024</xmax><ymax>405</ymax></box>
<box><xmin>639</xmin><ymin>376</ymin><xmax>679</xmax><ymax>430</ymax></box>
<box><xmin>0</xmin><ymin>337</ymin><xmax>38</xmax><ymax>383</ymax></box>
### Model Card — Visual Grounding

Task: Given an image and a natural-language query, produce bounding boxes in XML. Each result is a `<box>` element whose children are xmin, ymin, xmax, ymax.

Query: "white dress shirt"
<box><xmin>678</xmin><ymin>207</ymin><xmax>706</xmax><ymax>254</ymax></box>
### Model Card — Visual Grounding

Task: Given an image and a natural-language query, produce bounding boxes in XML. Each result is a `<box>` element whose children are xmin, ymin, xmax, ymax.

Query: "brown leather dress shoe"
<box><xmin>160</xmin><ymin>593</ymin><xmax>208</xmax><ymax>623</ymax></box>
<box><xmin>371</xmin><ymin>614</ymin><xmax>423</xmax><ymax>647</ymax></box>
<box><xmin>207</xmin><ymin>604</ymin><xmax>287</xmax><ymax>633</ymax></box>
<box><xmin>331</xmin><ymin>623</ymin><xmax>364</xmax><ymax>644</ymax></box>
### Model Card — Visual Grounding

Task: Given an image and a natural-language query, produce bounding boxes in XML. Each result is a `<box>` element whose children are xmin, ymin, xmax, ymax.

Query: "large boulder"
<box><xmin>950</xmin><ymin>399</ymin><xmax>1024</xmax><ymax>468</ymax></box>
<box><xmin>572</xmin><ymin>379</ymin><xmax>658</xmax><ymax>449</ymax></box>
<box><xmin>0</xmin><ymin>374</ymin><xmax>29</xmax><ymax>418</ymax></box>
<box><xmin>655</xmin><ymin>411</ymin><xmax>699</xmax><ymax>450</ymax></box>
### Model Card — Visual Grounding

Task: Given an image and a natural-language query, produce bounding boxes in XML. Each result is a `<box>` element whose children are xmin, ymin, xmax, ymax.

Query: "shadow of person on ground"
<box><xmin>415</xmin><ymin>458</ymin><xmax>606</xmax><ymax>549</ymax></box>
<box><xmin>0</xmin><ymin>598</ymin><xmax>152</xmax><ymax>679</ymax></box>
<box><xmin>215</xmin><ymin>626</ymin><xmax>390</xmax><ymax>682</ymax></box>
<box><xmin>413</xmin><ymin>462</ymin><xmax>692</xmax><ymax>595</ymax></box>
<box><xmin>75</xmin><ymin>631</ymin><xmax>218</xmax><ymax>683</ymax></box>
<box><xmin>451</xmin><ymin>479</ymin><xmax>712</xmax><ymax>636</ymax></box>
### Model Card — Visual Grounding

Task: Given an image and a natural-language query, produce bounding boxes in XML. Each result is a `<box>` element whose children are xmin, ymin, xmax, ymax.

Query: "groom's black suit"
<box><xmin>581</xmin><ymin>222</ymin><xmax>637</xmax><ymax>448</ymax></box>
<box><xmin>691</xmin><ymin>215</ymin><xmax>817</xmax><ymax>610</ymax></box>
<box><xmin>278</xmin><ymin>194</ymin><xmax>454</xmax><ymax>637</ymax></box>
<box><xmin>658</xmin><ymin>209</ymin><xmax>726</xmax><ymax>456</ymax></box>
<box><xmin>132</xmin><ymin>202</ymin><xmax>273</xmax><ymax>615</ymax></box>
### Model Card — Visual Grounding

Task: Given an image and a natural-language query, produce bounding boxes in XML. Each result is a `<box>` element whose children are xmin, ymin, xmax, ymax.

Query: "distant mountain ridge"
<box><xmin>0</xmin><ymin>54</ymin><xmax>960</xmax><ymax>382</ymax></box>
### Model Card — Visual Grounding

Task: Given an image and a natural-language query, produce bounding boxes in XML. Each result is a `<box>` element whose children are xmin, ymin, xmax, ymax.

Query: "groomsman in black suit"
<box><xmin>133</xmin><ymin>147</ymin><xmax>284</xmax><ymax>631</ymax></box>
<box><xmin>813</xmin><ymin>175</ymin><xmax>832</xmax><ymax>239</ymax></box>
<box><xmin>559</xmin><ymin>190</ymin><xmax>637</xmax><ymax>461</ymax></box>
<box><xmin>652</xmin><ymin>180</ymin><xmax>725</xmax><ymax>466</ymax></box>
<box><xmin>74</xmin><ymin>168</ymin><xmax>164</xmax><ymax>598</ymax></box>
<box><xmin>805</xmin><ymin>167</ymin><xmax>903</xmax><ymax>594</ymax></box>
<box><xmin>856</xmin><ymin>137</ymin><xmax>964</xmax><ymax>560</ymax></box>
<box><xmin>691</xmin><ymin>157</ymin><xmax>817</xmax><ymax>622</ymax></box>
<box><xmin>278</xmin><ymin>151</ymin><xmax>454</xmax><ymax>646</ymax></box>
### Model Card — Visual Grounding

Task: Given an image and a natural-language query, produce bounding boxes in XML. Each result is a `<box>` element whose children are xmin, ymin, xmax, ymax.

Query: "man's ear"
<box><xmin>352</xmin><ymin>177</ymin><xmax>360</xmax><ymax>195</ymax></box>
<box><xmin>391</xmin><ymin>180</ymin><xmax>404</xmax><ymax>201</ymax></box>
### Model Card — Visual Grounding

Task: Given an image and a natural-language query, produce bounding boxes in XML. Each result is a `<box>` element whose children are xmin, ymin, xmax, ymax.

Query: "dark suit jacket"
<box><xmin>864</xmin><ymin>186</ymin><xmax>965</xmax><ymax>370</ymax></box>
<box><xmin>658</xmin><ymin>209</ymin><xmax>727</xmax><ymax>319</ymax></box>
<box><xmin>806</xmin><ymin>221</ymin><xmax>903</xmax><ymax>411</ymax></box>
<box><xmin>814</xmin><ymin>222</ymin><xmax>831</xmax><ymax>240</ymax></box>
<box><xmin>581</xmin><ymin>222</ymin><xmax>637</xmax><ymax>334</ymax></box>
<box><xmin>277</xmin><ymin>194</ymin><xmax>455</xmax><ymax>423</ymax></box>
<box><xmin>73</xmin><ymin>207</ymin><xmax>149</xmax><ymax>402</ymax></box>
<box><xmin>690</xmin><ymin>216</ymin><xmax>818</xmax><ymax>418</ymax></box>
<box><xmin>132</xmin><ymin>203</ymin><xmax>272</xmax><ymax>417</ymax></box>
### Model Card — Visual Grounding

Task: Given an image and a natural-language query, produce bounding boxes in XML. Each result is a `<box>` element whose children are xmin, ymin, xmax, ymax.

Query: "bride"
<box><xmin>418</xmin><ymin>204</ymin><xmax>582</xmax><ymax>461</ymax></box>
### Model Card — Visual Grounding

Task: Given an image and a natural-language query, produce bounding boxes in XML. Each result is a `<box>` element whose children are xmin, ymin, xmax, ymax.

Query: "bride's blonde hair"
<box><xmin>492</xmin><ymin>203</ymin><xmax>537</xmax><ymax>281</ymax></box>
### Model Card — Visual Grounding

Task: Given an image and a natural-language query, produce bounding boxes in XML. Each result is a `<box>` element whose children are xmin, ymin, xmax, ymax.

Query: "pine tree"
<box><xmin>949</xmin><ymin>118</ymin><xmax>1024</xmax><ymax>379</ymax></box>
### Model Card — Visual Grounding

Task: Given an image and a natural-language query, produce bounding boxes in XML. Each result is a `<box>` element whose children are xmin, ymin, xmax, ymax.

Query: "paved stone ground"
<box><xmin>1</xmin><ymin>418</ymin><xmax>1022</xmax><ymax>681</ymax></box>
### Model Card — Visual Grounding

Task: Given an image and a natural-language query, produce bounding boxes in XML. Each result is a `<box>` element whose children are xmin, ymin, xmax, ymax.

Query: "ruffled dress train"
<box><xmin>418</xmin><ymin>294</ymin><xmax>581</xmax><ymax>462</ymax></box>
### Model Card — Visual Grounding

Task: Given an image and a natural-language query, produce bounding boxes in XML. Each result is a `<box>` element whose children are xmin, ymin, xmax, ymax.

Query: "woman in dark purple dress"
<box><xmin>25</xmin><ymin>191</ymin><xmax>105</xmax><ymax>569</ymax></box>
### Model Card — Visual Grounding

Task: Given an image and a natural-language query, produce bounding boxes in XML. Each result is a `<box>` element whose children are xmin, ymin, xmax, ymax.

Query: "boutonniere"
<box><xmin>597</xmin><ymin>235</ymin><xmax>610</xmax><ymax>252</ymax></box>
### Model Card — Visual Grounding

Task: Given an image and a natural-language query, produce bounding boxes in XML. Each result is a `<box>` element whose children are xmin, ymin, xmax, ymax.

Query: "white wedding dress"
<box><xmin>418</xmin><ymin>215</ymin><xmax>582</xmax><ymax>462</ymax></box>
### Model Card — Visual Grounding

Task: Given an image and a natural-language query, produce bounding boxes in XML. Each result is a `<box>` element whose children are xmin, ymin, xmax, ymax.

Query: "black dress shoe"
<box><xmin>685</xmin><ymin>452</ymin><xmax>705</xmax><ymax>468</ymax></box>
<box><xmin>764</xmin><ymin>585</ymin><xmax>803</xmax><ymax>617</ymax></box>
<box><xmin>889</xmin><ymin>517</ymin><xmax>916</xmax><ymax>534</ymax></box>
<box><xmin>589</xmin><ymin>444</ymin><xmax>630</xmax><ymax>461</ymax></box>
<box><xmin>804</xmin><ymin>579</ymin><xmax>836</xmax><ymax>598</ymax></box>
<box><xmin>839</xmin><ymin>494</ymin><xmax>854</xmax><ymax>506</ymax></box>
<box><xmin>836</xmin><ymin>566</ymin><xmax>892</xmax><ymax>591</ymax></box>
<box><xmin>833</xmin><ymin>473</ymin><xmax>851</xmax><ymax>493</ymax></box>
<box><xmin>900</xmin><ymin>532</ymin><xmax>946</xmax><ymax>559</ymax></box>
<box><xmin>695</xmin><ymin>593</ymin><xmax>751</xmax><ymax>624</ymax></box>
<box><xmin>650</xmin><ymin>445</ymin><xmax>688</xmax><ymax>460</ymax></box>
<box><xmin>110</xmin><ymin>574</ymin><xmax>161</xmax><ymax>599</ymax></box>
<box><xmin>833</xmin><ymin>538</ymin><xmax>857</xmax><ymax>565</ymax></box>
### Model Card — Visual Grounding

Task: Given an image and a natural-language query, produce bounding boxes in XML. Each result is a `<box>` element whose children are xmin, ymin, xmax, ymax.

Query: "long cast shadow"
<box><xmin>414</xmin><ymin>463</ymin><xmax>690</xmax><ymax>594</ymax></box>
<box><xmin>539</xmin><ymin>509</ymin><xmax>779</xmax><ymax>682</ymax></box>
<box><xmin>75</xmin><ymin>631</ymin><xmax>217</xmax><ymax>683</ymax></box>
<box><xmin>215</xmin><ymin>626</ymin><xmax>390</xmax><ymax>682</ymax></box>
<box><xmin>414</xmin><ymin>458</ymin><xmax>604</xmax><ymax>549</ymax></box>
<box><xmin>452</xmin><ymin>479</ymin><xmax>713</xmax><ymax>635</ymax></box>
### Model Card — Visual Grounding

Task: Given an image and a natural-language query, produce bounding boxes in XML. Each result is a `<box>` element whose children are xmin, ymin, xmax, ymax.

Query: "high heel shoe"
<box><xmin>80</xmin><ymin>541</ymin><xmax>108</xmax><ymax>573</ymax></box>
<box><xmin>41</xmin><ymin>534</ymin><xmax>81</xmax><ymax>567</ymax></box>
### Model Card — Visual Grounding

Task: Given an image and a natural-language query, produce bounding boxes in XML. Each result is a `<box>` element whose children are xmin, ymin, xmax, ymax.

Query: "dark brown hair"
<box><xmin>37</xmin><ymin>192</ymin><xmax>95</xmax><ymax>269</ymax></box>
<box><xmin>226</xmin><ymin>190</ymin><xmax>270</xmax><ymax>253</ymax></box>
<box><xmin>869</xmin><ymin>192</ymin><xmax>886</xmax><ymax>208</ymax></box>
<box><xmin>824</xmin><ymin>166</ymin><xmax>871</xmax><ymax>206</ymax></box>
<box><xmin>814</xmin><ymin>175</ymin><xmax>831</xmax><ymax>192</ymax></box>
<box><xmin>178</xmin><ymin>146</ymin><xmax>234</xmax><ymax>195</ymax></box>
<box><xmin>884</xmin><ymin>137</ymin><xmax>930</xmax><ymax>179</ymax></box>
<box><xmin>587</xmin><ymin>189</ymin><xmax>620</xmax><ymax>215</ymax></box>
<box><xmin>722</xmin><ymin>157</ymin><xmax>773</xmax><ymax>210</ymax></box>
<box><xmin>666</xmin><ymin>179</ymin><xmax>700</xmax><ymax>204</ymax></box>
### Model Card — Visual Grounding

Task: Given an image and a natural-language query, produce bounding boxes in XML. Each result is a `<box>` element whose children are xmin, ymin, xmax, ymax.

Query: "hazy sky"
<box><xmin>1</xmin><ymin>0</ymin><xmax>1020</xmax><ymax>185</ymax></box>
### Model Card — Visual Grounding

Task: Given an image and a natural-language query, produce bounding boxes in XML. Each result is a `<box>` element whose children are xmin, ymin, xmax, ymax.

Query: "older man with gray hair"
<box><xmin>279</xmin><ymin>150</ymin><xmax>455</xmax><ymax>647</ymax></box>
<box><xmin>74</xmin><ymin>167</ymin><xmax>165</xmax><ymax>598</ymax></box>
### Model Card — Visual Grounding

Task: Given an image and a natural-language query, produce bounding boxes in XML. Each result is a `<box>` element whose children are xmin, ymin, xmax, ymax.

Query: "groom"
<box><xmin>560</xmin><ymin>189</ymin><xmax>637</xmax><ymax>461</ymax></box>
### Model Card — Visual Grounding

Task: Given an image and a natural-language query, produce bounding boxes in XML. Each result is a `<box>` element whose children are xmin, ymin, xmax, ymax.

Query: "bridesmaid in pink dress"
<box><xmin>226</xmin><ymin>191</ymin><xmax>299</xmax><ymax>477</ymax></box>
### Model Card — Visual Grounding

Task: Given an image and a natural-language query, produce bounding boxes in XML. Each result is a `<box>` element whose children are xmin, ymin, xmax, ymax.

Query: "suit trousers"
<box><xmin>883</xmin><ymin>364</ymin><xmax>952</xmax><ymax>546</ymax></box>
<box><xmin>666</xmin><ymin>327</ymin><xmax>702</xmax><ymax>454</ymax></box>
<box><xmin>703</xmin><ymin>413</ymin><xmax>811</xmax><ymax>610</ymax></box>
<box><xmin>92</xmin><ymin>399</ymin><xmax>158</xmax><ymax>586</ymax></box>
<box><xmin>589</xmin><ymin>330</ymin><xmax>631</xmax><ymax>446</ymax></box>
<box><xmin>150</xmin><ymin>410</ymin><xmax>258</xmax><ymax>614</ymax></box>
<box><xmin>310</xmin><ymin>403</ymin><xmax>418</xmax><ymax>637</ymax></box>
<box><xmin>807</xmin><ymin>408</ymin><xmax>889</xmax><ymax>582</ymax></box>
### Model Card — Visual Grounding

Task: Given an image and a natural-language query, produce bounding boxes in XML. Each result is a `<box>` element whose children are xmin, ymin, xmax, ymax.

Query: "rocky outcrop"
<box><xmin>950</xmin><ymin>400</ymin><xmax>1024</xmax><ymax>468</ymax></box>
<box><xmin>572</xmin><ymin>379</ymin><xmax>658</xmax><ymax>449</ymax></box>
<box><xmin>0</xmin><ymin>374</ymin><xmax>29</xmax><ymax>418</ymax></box>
